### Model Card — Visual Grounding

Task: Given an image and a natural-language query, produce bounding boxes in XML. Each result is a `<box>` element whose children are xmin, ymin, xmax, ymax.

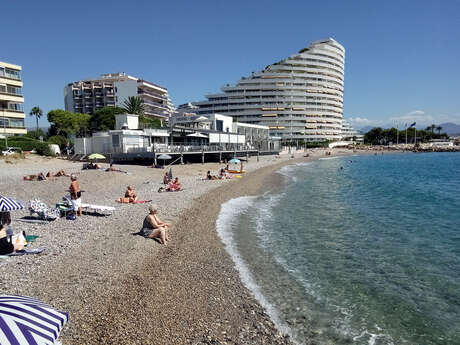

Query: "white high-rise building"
<box><xmin>64</xmin><ymin>73</ymin><xmax>175</xmax><ymax>120</ymax></box>
<box><xmin>192</xmin><ymin>38</ymin><xmax>345</xmax><ymax>142</ymax></box>
<box><xmin>0</xmin><ymin>61</ymin><xmax>26</xmax><ymax>137</ymax></box>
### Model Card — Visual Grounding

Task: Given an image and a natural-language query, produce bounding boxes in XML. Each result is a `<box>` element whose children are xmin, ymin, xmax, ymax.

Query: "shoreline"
<box><xmin>0</xmin><ymin>149</ymin><xmax>381</xmax><ymax>344</ymax></box>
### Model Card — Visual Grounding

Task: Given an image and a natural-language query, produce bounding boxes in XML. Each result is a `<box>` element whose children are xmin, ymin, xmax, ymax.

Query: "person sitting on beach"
<box><xmin>140</xmin><ymin>205</ymin><xmax>172</xmax><ymax>245</ymax></box>
<box><xmin>166</xmin><ymin>177</ymin><xmax>181</xmax><ymax>191</ymax></box>
<box><xmin>0</xmin><ymin>224</ymin><xmax>24</xmax><ymax>255</ymax></box>
<box><xmin>37</xmin><ymin>172</ymin><xmax>47</xmax><ymax>181</ymax></box>
<box><xmin>206</xmin><ymin>171</ymin><xmax>218</xmax><ymax>180</ymax></box>
<box><xmin>125</xmin><ymin>186</ymin><xmax>137</xmax><ymax>203</ymax></box>
<box><xmin>69</xmin><ymin>174</ymin><xmax>82</xmax><ymax>216</ymax></box>
<box><xmin>163</xmin><ymin>172</ymin><xmax>171</xmax><ymax>184</ymax></box>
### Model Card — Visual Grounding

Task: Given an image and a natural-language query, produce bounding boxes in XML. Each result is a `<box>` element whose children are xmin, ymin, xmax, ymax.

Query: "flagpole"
<box><xmin>405</xmin><ymin>124</ymin><xmax>408</xmax><ymax>145</ymax></box>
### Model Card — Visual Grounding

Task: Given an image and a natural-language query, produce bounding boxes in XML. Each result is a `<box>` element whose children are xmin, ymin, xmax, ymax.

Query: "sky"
<box><xmin>1</xmin><ymin>0</ymin><xmax>459</xmax><ymax>130</ymax></box>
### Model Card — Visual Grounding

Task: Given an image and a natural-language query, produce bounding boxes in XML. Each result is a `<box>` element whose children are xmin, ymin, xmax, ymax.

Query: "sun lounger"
<box><xmin>80</xmin><ymin>203</ymin><xmax>115</xmax><ymax>215</ymax></box>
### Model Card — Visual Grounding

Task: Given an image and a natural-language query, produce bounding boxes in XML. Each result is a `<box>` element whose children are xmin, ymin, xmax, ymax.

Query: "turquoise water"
<box><xmin>217</xmin><ymin>152</ymin><xmax>460</xmax><ymax>345</ymax></box>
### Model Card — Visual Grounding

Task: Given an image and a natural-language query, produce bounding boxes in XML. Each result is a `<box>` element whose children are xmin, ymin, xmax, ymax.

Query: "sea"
<box><xmin>216</xmin><ymin>152</ymin><xmax>460</xmax><ymax>345</ymax></box>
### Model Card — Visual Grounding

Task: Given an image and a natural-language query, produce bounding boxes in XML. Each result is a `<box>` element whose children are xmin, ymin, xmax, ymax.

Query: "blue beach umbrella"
<box><xmin>228</xmin><ymin>158</ymin><xmax>241</xmax><ymax>164</ymax></box>
<box><xmin>0</xmin><ymin>196</ymin><xmax>24</xmax><ymax>212</ymax></box>
<box><xmin>0</xmin><ymin>295</ymin><xmax>69</xmax><ymax>345</ymax></box>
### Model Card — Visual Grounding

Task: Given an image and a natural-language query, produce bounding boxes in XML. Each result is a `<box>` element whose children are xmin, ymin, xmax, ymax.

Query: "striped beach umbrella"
<box><xmin>0</xmin><ymin>196</ymin><xmax>24</xmax><ymax>212</ymax></box>
<box><xmin>0</xmin><ymin>295</ymin><xmax>69</xmax><ymax>345</ymax></box>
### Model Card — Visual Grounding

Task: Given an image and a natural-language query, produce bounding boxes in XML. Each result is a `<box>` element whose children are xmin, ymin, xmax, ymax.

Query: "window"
<box><xmin>216</xmin><ymin>120</ymin><xmax>223</xmax><ymax>132</ymax></box>
<box><xmin>112</xmin><ymin>134</ymin><xmax>120</xmax><ymax>147</ymax></box>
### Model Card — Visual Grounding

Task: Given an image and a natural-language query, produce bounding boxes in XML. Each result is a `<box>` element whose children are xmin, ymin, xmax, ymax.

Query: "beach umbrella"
<box><xmin>88</xmin><ymin>153</ymin><xmax>106</xmax><ymax>160</ymax></box>
<box><xmin>168</xmin><ymin>168</ymin><xmax>173</xmax><ymax>180</ymax></box>
<box><xmin>157</xmin><ymin>154</ymin><xmax>172</xmax><ymax>166</ymax></box>
<box><xmin>0</xmin><ymin>196</ymin><xmax>24</xmax><ymax>212</ymax></box>
<box><xmin>0</xmin><ymin>295</ymin><xmax>69</xmax><ymax>345</ymax></box>
<box><xmin>228</xmin><ymin>158</ymin><xmax>241</xmax><ymax>164</ymax></box>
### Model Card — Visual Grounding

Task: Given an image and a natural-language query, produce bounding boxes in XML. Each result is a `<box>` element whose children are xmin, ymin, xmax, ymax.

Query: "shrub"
<box><xmin>0</xmin><ymin>136</ymin><xmax>55</xmax><ymax>156</ymax></box>
<box><xmin>47</xmin><ymin>135</ymin><xmax>68</xmax><ymax>149</ymax></box>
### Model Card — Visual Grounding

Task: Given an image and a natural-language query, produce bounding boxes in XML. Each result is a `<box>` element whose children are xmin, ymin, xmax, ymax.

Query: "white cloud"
<box><xmin>346</xmin><ymin>117</ymin><xmax>382</xmax><ymax>128</ymax></box>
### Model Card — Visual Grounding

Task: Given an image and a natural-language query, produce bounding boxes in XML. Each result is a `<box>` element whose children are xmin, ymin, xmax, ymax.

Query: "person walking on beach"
<box><xmin>69</xmin><ymin>174</ymin><xmax>82</xmax><ymax>216</ymax></box>
<box><xmin>140</xmin><ymin>205</ymin><xmax>172</xmax><ymax>245</ymax></box>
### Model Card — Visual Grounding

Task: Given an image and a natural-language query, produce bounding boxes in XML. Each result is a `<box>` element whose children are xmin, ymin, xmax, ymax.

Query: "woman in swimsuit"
<box><xmin>0</xmin><ymin>224</ymin><xmax>23</xmax><ymax>255</ymax></box>
<box><xmin>140</xmin><ymin>205</ymin><xmax>172</xmax><ymax>245</ymax></box>
<box><xmin>125</xmin><ymin>186</ymin><xmax>137</xmax><ymax>202</ymax></box>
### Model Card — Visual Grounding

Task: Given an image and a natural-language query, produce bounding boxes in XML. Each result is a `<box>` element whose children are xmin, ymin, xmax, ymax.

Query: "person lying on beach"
<box><xmin>106</xmin><ymin>163</ymin><xmax>126</xmax><ymax>173</ymax></box>
<box><xmin>46</xmin><ymin>170</ymin><xmax>69</xmax><ymax>178</ymax></box>
<box><xmin>163</xmin><ymin>172</ymin><xmax>171</xmax><ymax>184</ymax></box>
<box><xmin>87</xmin><ymin>162</ymin><xmax>102</xmax><ymax>169</ymax></box>
<box><xmin>140</xmin><ymin>205</ymin><xmax>172</xmax><ymax>245</ymax></box>
<box><xmin>124</xmin><ymin>186</ymin><xmax>137</xmax><ymax>202</ymax></box>
<box><xmin>23</xmin><ymin>174</ymin><xmax>38</xmax><ymax>181</ymax></box>
<box><xmin>0</xmin><ymin>225</ymin><xmax>24</xmax><ymax>255</ymax></box>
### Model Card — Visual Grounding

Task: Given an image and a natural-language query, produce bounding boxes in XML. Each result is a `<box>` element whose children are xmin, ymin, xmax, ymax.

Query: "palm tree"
<box><xmin>122</xmin><ymin>96</ymin><xmax>145</xmax><ymax>115</ymax></box>
<box><xmin>436</xmin><ymin>126</ymin><xmax>442</xmax><ymax>135</ymax></box>
<box><xmin>430</xmin><ymin>124</ymin><xmax>436</xmax><ymax>134</ymax></box>
<box><xmin>30</xmin><ymin>106</ymin><xmax>43</xmax><ymax>133</ymax></box>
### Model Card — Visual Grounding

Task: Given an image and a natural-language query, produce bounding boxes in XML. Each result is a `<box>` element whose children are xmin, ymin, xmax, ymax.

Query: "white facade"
<box><xmin>192</xmin><ymin>38</ymin><xmax>345</xmax><ymax>142</ymax></box>
<box><xmin>0</xmin><ymin>61</ymin><xmax>26</xmax><ymax>136</ymax></box>
<box><xmin>341</xmin><ymin>119</ymin><xmax>364</xmax><ymax>142</ymax></box>
<box><xmin>64</xmin><ymin>73</ymin><xmax>174</xmax><ymax>120</ymax></box>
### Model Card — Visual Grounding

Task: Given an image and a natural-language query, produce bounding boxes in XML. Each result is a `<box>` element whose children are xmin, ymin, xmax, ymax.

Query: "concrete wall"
<box><xmin>114</xmin><ymin>80</ymin><xmax>137</xmax><ymax>107</ymax></box>
<box><xmin>115</xmin><ymin>113</ymin><xmax>139</xmax><ymax>130</ymax></box>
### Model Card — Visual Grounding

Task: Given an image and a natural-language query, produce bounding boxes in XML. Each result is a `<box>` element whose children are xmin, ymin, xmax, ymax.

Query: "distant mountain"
<box><xmin>438</xmin><ymin>123</ymin><xmax>460</xmax><ymax>136</ymax></box>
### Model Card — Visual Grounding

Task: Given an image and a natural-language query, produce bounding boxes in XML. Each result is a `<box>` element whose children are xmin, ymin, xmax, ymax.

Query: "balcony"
<box><xmin>0</xmin><ymin>69</ymin><xmax>21</xmax><ymax>81</ymax></box>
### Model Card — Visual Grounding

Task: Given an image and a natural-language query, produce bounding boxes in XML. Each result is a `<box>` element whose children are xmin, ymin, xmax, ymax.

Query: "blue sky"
<box><xmin>1</xmin><ymin>0</ymin><xmax>459</xmax><ymax>129</ymax></box>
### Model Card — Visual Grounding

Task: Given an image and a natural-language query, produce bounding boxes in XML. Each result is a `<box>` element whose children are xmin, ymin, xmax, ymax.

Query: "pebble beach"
<box><xmin>0</xmin><ymin>148</ymin><xmax>366</xmax><ymax>344</ymax></box>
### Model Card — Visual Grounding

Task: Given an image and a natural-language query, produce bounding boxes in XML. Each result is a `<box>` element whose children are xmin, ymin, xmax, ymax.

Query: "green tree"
<box><xmin>430</xmin><ymin>124</ymin><xmax>436</xmax><ymax>134</ymax></box>
<box><xmin>364</xmin><ymin>127</ymin><xmax>384</xmax><ymax>145</ymax></box>
<box><xmin>139</xmin><ymin>115</ymin><xmax>162</xmax><ymax>129</ymax></box>
<box><xmin>436</xmin><ymin>126</ymin><xmax>442</xmax><ymax>135</ymax></box>
<box><xmin>25</xmin><ymin>128</ymin><xmax>46</xmax><ymax>140</ymax></box>
<box><xmin>123</xmin><ymin>96</ymin><xmax>145</xmax><ymax>115</ymax></box>
<box><xmin>47</xmin><ymin>109</ymin><xmax>90</xmax><ymax>137</ymax></box>
<box><xmin>90</xmin><ymin>106</ymin><xmax>125</xmax><ymax>132</ymax></box>
<box><xmin>29</xmin><ymin>106</ymin><xmax>43</xmax><ymax>133</ymax></box>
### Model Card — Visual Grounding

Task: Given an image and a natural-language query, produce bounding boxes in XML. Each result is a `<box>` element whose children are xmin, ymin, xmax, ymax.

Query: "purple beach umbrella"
<box><xmin>0</xmin><ymin>295</ymin><xmax>69</xmax><ymax>345</ymax></box>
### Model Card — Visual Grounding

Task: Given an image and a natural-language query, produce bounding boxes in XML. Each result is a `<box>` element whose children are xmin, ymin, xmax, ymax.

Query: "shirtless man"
<box><xmin>69</xmin><ymin>174</ymin><xmax>82</xmax><ymax>216</ymax></box>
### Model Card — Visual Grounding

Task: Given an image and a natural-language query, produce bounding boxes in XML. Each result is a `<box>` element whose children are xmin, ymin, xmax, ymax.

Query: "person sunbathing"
<box><xmin>206</xmin><ymin>171</ymin><xmax>218</xmax><ymax>180</ymax></box>
<box><xmin>87</xmin><ymin>162</ymin><xmax>102</xmax><ymax>169</ymax></box>
<box><xmin>125</xmin><ymin>186</ymin><xmax>137</xmax><ymax>202</ymax></box>
<box><xmin>37</xmin><ymin>172</ymin><xmax>47</xmax><ymax>181</ymax></box>
<box><xmin>140</xmin><ymin>205</ymin><xmax>172</xmax><ymax>245</ymax></box>
<box><xmin>106</xmin><ymin>163</ymin><xmax>126</xmax><ymax>173</ymax></box>
<box><xmin>166</xmin><ymin>177</ymin><xmax>181</xmax><ymax>191</ymax></box>
<box><xmin>46</xmin><ymin>170</ymin><xmax>69</xmax><ymax>178</ymax></box>
<box><xmin>24</xmin><ymin>174</ymin><xmax>38</xmax><ymax>181</ymax></box>
<box><xmin>163</xmin><ymin>172</ymin><xmax>171</xmax><ymax>184</ymax></box>
<box><xmin>0</xmin><ymin>225</ymin><xmax>24</xmax><ymax>255</ymax></box>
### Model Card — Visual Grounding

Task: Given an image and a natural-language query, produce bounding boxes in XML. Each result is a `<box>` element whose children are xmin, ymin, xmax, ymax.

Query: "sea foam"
<box><xmin>216</xmin><ymin>196</ymin><xmax>299</xmax><ymax>343</ymax></box>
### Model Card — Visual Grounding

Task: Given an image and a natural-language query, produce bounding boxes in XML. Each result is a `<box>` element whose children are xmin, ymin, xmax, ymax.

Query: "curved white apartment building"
<box><xmin>192</xmin><ymin>38</ymin><xmax>345</xmax><ymax>142</ymax></box>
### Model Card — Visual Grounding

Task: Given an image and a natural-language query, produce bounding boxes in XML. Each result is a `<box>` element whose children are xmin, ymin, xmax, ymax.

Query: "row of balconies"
<box><xmin>0</xmin><ymin>68</ymin><xmax>21</xmax><ymax>81</ymax></box>
<box><xmin>265</xmin><ymin>64</ymin><xmax>343</xmax><ymax>80</ymax></box>
<box><xmin>240</xmin><ymin>74</ymin><xmax>344</xmax><ymax>88</ymax></box>
<box><xmin>205</xmin><ymin>96</ymin><xmax>343</xmax><ymax>108</ymax></box>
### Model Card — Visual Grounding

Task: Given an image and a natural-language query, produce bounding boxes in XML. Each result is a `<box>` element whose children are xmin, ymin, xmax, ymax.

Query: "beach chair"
<box><xmin>80</xmin><ymin>203</ymin><xmax>115</xmax><ymax>216</ymax></box>
<box><xmin>28</xmin><ymin>199</ymin><xmax>60</xmax><ymax>221</ymax></box>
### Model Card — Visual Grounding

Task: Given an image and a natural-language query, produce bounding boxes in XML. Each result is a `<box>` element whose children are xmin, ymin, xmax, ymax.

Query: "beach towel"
<box><xmin>7</xmin><ymin>247</ymin><xmax>45</xmax><ymax>256</ymax></box>
<box><xmin>116</xmin><ymin>199</ymin><xmax>151</xmax><ymax>204</ymax></box>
